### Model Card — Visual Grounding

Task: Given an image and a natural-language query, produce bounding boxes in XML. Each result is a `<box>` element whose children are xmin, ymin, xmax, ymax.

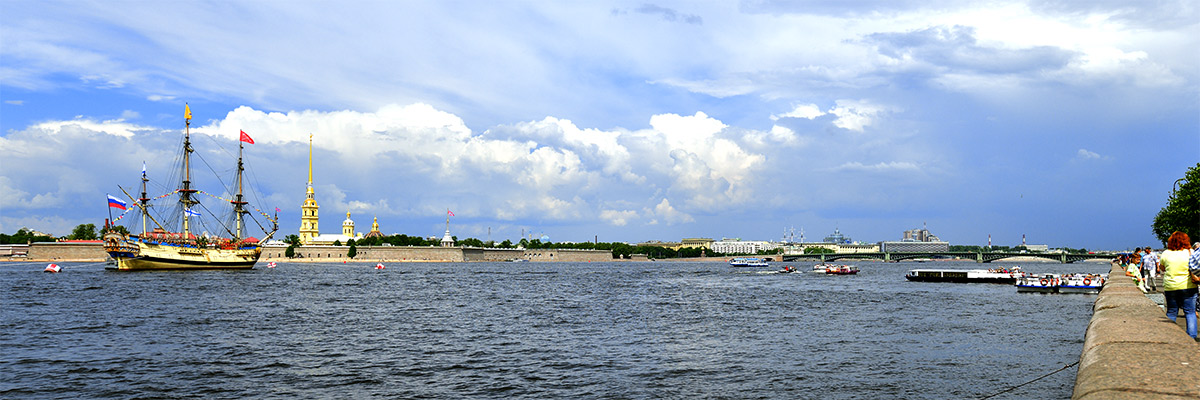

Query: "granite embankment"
<box><xmin>1073</xmin><ymin>262</ymin><xmax>1199</xmax><ymax>399</ymax></box>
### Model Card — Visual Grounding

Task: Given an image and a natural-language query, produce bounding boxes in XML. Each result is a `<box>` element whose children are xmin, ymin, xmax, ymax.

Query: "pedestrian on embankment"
<box><xmin>1160</xmin><ymin>231</ymin><xmax>1197</xmax><ymax>339</ymax></box>
<box><xmin>1142</xmin><ymin>246</ymin><xmax>1160</xmax><ymax>292</ymax></box>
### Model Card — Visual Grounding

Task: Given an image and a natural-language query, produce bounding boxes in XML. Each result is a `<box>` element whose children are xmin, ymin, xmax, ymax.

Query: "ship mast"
<box><xmin>139</xmin><ymin>162</ymin><xmax>149</xmax><ymax>235</ymax></box>
<box><xmin>180</xmin><ymin>103</ymin><xmax>198</xmax><ymax>237</ymax></box>
<box><xmin>232</xmin><ymin>139</ymin><xmax>248</xmax><ymax>240</ymax></box>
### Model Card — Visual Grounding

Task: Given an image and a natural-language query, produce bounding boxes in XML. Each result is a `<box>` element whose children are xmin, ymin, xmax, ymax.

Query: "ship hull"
<box><xmin>106</xmin><ymin>240</ymin><xmax>260</xmax><ymax>271</ymax></box>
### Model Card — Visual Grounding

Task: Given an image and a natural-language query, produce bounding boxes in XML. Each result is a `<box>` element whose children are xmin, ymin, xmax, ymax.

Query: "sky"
<box><xmin>1</xmin><ymin>1</ymin><xmax>1197</xmax><ymax>250</ymax></box>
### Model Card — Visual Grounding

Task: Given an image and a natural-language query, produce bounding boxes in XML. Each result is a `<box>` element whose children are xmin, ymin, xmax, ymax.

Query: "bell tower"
<box><xmin>299</xmin><ymin>134</ymin><xmax>320</xmax><ymax>244</ymax></box>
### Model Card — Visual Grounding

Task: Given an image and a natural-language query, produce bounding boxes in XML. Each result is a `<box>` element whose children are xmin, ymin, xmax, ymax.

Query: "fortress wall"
<box><xmin>27</xmin><ymin>242</ymin><xmax>107</xmax><ymax>261</ymax></box>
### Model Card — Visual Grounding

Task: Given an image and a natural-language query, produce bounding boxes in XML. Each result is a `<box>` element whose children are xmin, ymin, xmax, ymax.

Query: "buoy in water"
<box><xmin>375</xmin><ymin>263</ymin><xmax>385</xmax><ymax>270</ymax></box>
<box><xmin>267</xmin><ymin>262</ymin><xmax>277</xmax><ymax>268</ymax></box>
<box><xmin>44</xmin><ymin>263</ymin><xmax>61</xmax><ymax>273</ymax></box>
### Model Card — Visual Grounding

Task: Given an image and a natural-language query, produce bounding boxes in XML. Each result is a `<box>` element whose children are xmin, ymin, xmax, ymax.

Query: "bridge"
<box><xmin>778</xmin><ymin>251</ymin><xmax>1113</xmax><ymax>264</ymax></box>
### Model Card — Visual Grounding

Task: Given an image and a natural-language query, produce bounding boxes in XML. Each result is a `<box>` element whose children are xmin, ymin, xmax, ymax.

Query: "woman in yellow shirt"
<box><xmin>1160</xmin><ymin>231</ymin><xmax>1197</xmax><ymax>338</ymax></box>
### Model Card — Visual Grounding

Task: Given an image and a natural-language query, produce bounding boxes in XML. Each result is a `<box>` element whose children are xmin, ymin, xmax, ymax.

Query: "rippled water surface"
<box><xmin>1</xmin><ymin>260</ymin><xmax>1108</xmax><ymax>399</ymax></box>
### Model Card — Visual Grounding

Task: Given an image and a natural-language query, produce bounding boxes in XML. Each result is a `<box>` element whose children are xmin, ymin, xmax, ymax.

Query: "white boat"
<box><xmin>1016</xmin><ymin>274</ymin><xmax>1059</xmax><ymax>293</ymax></box>
<box><xmin>729</xmin><ymin>257</ymin><xmax>768</xmax><ymax>267</ymax></box>
<box><xmin>1057</xmin><ymin>274</ymin><xmax>1105</xmax><ymax>294</ymax></box>
<box><xmin>905</xmin><ymin>267</ymin><xmax>1025</xmax><ymax>284</ymax></box>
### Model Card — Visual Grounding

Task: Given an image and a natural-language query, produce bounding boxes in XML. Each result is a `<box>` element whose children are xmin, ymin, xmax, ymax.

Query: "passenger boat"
<box><xmin>825</xmin><ymin>265</ymin><xmax>859</xmax><ymax>275</ymax></box>
<box><xmin>102</xmin><ymin>105</ymin><xmax>277</xmax><ymax>271</ymax></box>
<box><xmin>812</xmin><ymin>263</ymin><xmax>833</xmax><ymax>272</ymax></box>
<box><xmin>904</xmin><ymin>267</ymin><xmax>1025</xmax><ymax>284</ymax></box>
<box><xmin>729</xmin><ymin>257</ymin><xmax>768</xmax><ymax>267</ymax></box>
<box><xmin>1016</xmin><ymin>274</ymin><xmax>1059</xmax><ymax>293</ymax></box>
<box><xmin>1056</xmin><ymin>274</ymin><xmax>1105</xmax><ymax>294</ymax></box>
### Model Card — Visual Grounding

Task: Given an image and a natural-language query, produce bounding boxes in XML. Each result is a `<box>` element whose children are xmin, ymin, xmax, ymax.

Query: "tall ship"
<box><xmin>103</xmin><ymin>105</ymin><xmax>277</xmax><ymax>270</ymax></box>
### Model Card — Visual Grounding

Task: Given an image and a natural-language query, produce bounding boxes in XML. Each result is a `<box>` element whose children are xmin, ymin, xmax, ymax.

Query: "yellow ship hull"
<box><xmin>106</xmin><ymin>239</ymin><xmax>261</xmax><ymax>270</ymax></box>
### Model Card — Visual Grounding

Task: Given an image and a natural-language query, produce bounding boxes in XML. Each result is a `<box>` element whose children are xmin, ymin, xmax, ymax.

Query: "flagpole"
<box><xmin>107</xmin><ymin>193</ymin><xmax>114</xmax><ymax>226</ymax></box>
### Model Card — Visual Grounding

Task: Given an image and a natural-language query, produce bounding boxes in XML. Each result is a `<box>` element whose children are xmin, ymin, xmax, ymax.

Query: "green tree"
<box><xmin>333</xmin><ymin>240</ymin><xmax>341</xmax><ymax>246</ymax></box>
<box><xmin>347</xmin><ymin>239</ymin><xmax>357</xmax><ymax>259</ymax></box>
<box><xmin>284</xmin><ymin>234</ymin><xmax>301</xmax><ymax>246</ymax></box>
<box><xmin>285</xmin><ymin>244</ymin><xmax>296</xmax><ymax>258</ymax></box>
<box><xmin>69</xmin><ymin>223</ymin><xmax>97</xmax><ymax>240</ymax></box>
<box><xmin>805</xmin><ymin>247</ymin><xmax>835</xmax><ymax>254</ymax></box>
<box><xmin>1153</xmin><ymin>163</ymin><xmax>1200</xmax><ymax>245</ymax></box>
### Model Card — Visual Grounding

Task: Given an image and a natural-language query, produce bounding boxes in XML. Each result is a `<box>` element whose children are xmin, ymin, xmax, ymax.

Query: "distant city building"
<box><xmin>823</xmin><ymin>228</ymin><xmax>852</xmax><ymax>244</ymax></box>
<box><xmin>902</xmin><ymin>226</ymin><xmax>940</xmax><ymax>242</ymax></box>
<box><xmin>636</xmin><ymin>240</ymin><xmax>682</xmax><ymax>249</ymax></box>
<box><xmin>780</xmin><ymin>242</ymin><xmax>879</xmax><ymax>254</ymax></box>
<box><xmin>299</xmin><ymin>135</ymin><xmax>320</xmax><ymax>245</ymax></box>
<box><xmin>879</xmin><ymin>241</ymin><xmax>949</xmax><ymax>253</ymax></box>
<box><xmin>1025</xmin><ymin>244</ymin><xmax>1049</xmax><ymax>252</ymax></box>
<box><xmin>681</xmin><ymin>238</ymin><xmax>714</xmax><ymax>249</ymax></box>
<box><xmin>711</xmin><ymin>238</ymin><xmax>779</xmax><ymax>254</ymax></box>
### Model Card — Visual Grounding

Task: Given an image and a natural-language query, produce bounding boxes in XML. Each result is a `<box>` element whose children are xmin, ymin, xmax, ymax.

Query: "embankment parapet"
<box><xmin>1073</xmin><ymin>263</ymin><xmax>1199</xmax><ymax>399</ymax></box>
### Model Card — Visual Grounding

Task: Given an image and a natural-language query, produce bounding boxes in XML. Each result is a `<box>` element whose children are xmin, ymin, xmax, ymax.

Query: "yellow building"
<box><xmin>299</xmin><ymin>134</ymin><xmax>320</xmax><ymax>244</ymax></box>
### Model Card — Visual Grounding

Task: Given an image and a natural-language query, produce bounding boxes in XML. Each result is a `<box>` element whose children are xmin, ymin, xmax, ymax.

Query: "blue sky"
<box><xmin>1</xmin><ymin>1</ymin><xmax>1197</xmax><ymax>250</ymax></box>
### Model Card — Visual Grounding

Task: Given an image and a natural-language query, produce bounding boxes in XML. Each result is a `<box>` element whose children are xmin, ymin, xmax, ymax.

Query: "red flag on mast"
<box><xmin>239</xmin><ymin>130</ymin><xmax>255</xmax><ymax>144</ymax></box>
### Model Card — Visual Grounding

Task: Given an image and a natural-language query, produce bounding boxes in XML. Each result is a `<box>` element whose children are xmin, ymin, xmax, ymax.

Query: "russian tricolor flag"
<box><xmin>107</xmin><ymin>195</ymin><xmax>128</xmax><ymax>210</ymax></box>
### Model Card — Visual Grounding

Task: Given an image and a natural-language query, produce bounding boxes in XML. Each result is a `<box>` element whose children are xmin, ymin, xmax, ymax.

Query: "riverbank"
<box><xmin>1072</xmin><ymin>262</ymin><xmax>1199</xmax><ymax>399</ymax></box>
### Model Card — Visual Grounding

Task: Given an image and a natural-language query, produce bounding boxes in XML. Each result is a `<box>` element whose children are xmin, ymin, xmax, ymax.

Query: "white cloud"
<box><xmin>649</xmin><ymin>198</ymin><xmax>694</xmax><ymax>225</ymax></box>
<box><xmin>1076</xmin><ymin>149</ymin><xmax>1102</xmax><ymax>160</ymax></box>
<box><xmin>828</xmin><ymin>100</ymin><xmax>887</xmax><ymax>132</ymax></box>
<box><xmin>771</xmin><ymin>104</ymin><xmax>825</xmax><ymax>120</ymax></box>
<box><xmin>599</xmin><ymin>209</ymin><xmax>639</xmax><ymax>226</ymax></box>
<box><xmin>4</xmin><ymin>100</ymin><xmax>23</xmax><ymax>105</ymax></box>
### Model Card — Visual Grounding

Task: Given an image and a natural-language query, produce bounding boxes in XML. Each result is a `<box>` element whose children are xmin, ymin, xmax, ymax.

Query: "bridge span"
<box><xmin>778</xmin><ymin>252</ymin><xmax>1113</xmax><ymax>263</ymax></box>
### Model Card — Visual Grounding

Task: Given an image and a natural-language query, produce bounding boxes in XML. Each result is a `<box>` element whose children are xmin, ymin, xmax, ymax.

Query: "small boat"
<box><xmin>826</xmin><ymin>265</ymin><xmax>859</xmax><ymax>275</ymax></box>
<box><xmin>905</xmin><ymin>267</ymin><xmax>1025</xmax><ymax>284</ymax></box>
<box><xmin>43</xmin><ymin>263</ymin><xmax>61</xmax><ymax>273</ymax></box>
<box><xmin>729</xmin><ymin>257</ymin><xmax>768</xmax><ymax>267</ymax></box>
<box><xmin>1056</xmin><ymin>274</ymin><xmax>1105</xmax><ymax>294</ymax></box>
<box><xmin>777</xmin><ymin>266</ymin><xmax>801</xmax><ymax>274</ymax></box>
<box><xmin>1016</xmin><ymin>274</ymin><xmax>1059</xmax><ymax>293</ymax></box>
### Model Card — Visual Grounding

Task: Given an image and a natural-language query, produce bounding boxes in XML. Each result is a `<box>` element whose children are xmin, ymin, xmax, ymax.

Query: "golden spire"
<box><xmin>307</xmin><ymin>133</ymin><xmax>313</xmax><ymax>184</ymax></box>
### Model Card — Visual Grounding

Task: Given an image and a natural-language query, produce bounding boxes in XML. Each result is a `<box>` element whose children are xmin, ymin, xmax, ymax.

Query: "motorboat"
<box><xmin>826</xmin><ymin>265</ymin><xmax>859</xmax><ymax>275</ymax></box>
<box><xmin>1016</xmin><ymin>274</ymin><xmax>1059</xmax><ymax>293</ymax></box>
<box><xmin>905</xmin><ymin>267</ymin><xmax>1025</xmax><ymax>284</ymax></box>
<box><xmin>729</xmin><ymin>257</ymin><xmax>768</xmax><ymax>267</ymax></box>
<box><xmin>1057</xmin><ymin>274</ymin><xmax>1105</xmax><ymax>294</ymax></box>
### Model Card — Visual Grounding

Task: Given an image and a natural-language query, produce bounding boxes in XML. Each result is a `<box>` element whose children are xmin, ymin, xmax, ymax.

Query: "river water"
<box><xmin>1</xmin><ymin>260</ymin><xmax>1108</xmax><ymax>399</ymax></box>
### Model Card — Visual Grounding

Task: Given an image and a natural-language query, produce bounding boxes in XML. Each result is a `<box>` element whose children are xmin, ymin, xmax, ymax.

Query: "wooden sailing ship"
<box><xmin>103</xmin><ymin>105</ymin><xmax>277</xmax><ymax>270</ymax></box>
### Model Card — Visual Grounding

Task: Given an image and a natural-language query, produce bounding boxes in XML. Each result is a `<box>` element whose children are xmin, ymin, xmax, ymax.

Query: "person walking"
<box><xmin>1160</xmin><ymin>231</ymin><xmax>1197</xmax><ymax>339</ymax></box>
<box><xmin>1141</xmin><ymin>246</ymin><xmax>1160</xmax><ymax>292</ymax></box>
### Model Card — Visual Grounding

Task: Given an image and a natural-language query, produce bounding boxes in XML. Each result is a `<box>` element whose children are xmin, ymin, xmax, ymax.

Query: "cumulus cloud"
<box><xmin>0</xmin><ymin>103</ymin><xmax>791</xmax><ymax>237</ymax></box>
<box><xmin>649</xmin><ymin>198</ymin><xmax>694</xmax><ymax>225</ymax></box>
<box><xmin>599</xmin><ymin>209</ymin><xmax>639</xmax><ymax>226</ymax></box>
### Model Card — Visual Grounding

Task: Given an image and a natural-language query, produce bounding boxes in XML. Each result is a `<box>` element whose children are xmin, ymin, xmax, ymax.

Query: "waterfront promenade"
<box><xmin>1073</xmin><ymin>262</ymin><xmax>1199</xmax><ymax>399</ymax></box>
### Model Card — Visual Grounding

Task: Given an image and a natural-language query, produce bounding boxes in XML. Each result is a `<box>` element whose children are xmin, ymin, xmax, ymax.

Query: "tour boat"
<box><xmin>102</xmin><ymin>105</ymin><xmax>277</xmax><ymax>271</ymax></box>
<box><xmin>905</xmin><ymin>267</ymin><xmax>1025</xmax><ymax>284</ymax></box>
<box><xmin>729</xmin><ymin>257</ymin><xmax>768</xmax><ymax>267</ymax></box>
<box><xmin>1056</xmin><ymin>274</ymin><xmax>1105</xmax><ymax>294</ymax></box>
<box><xmin>1015</xmin><ymin>274</ymin><xmax>1059</xmax><ymax>293</ymax></box>
<box><xmin>825</xmin><ymin>265</ymin><xmax>859</xmax><ymax>275</ymax></box>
